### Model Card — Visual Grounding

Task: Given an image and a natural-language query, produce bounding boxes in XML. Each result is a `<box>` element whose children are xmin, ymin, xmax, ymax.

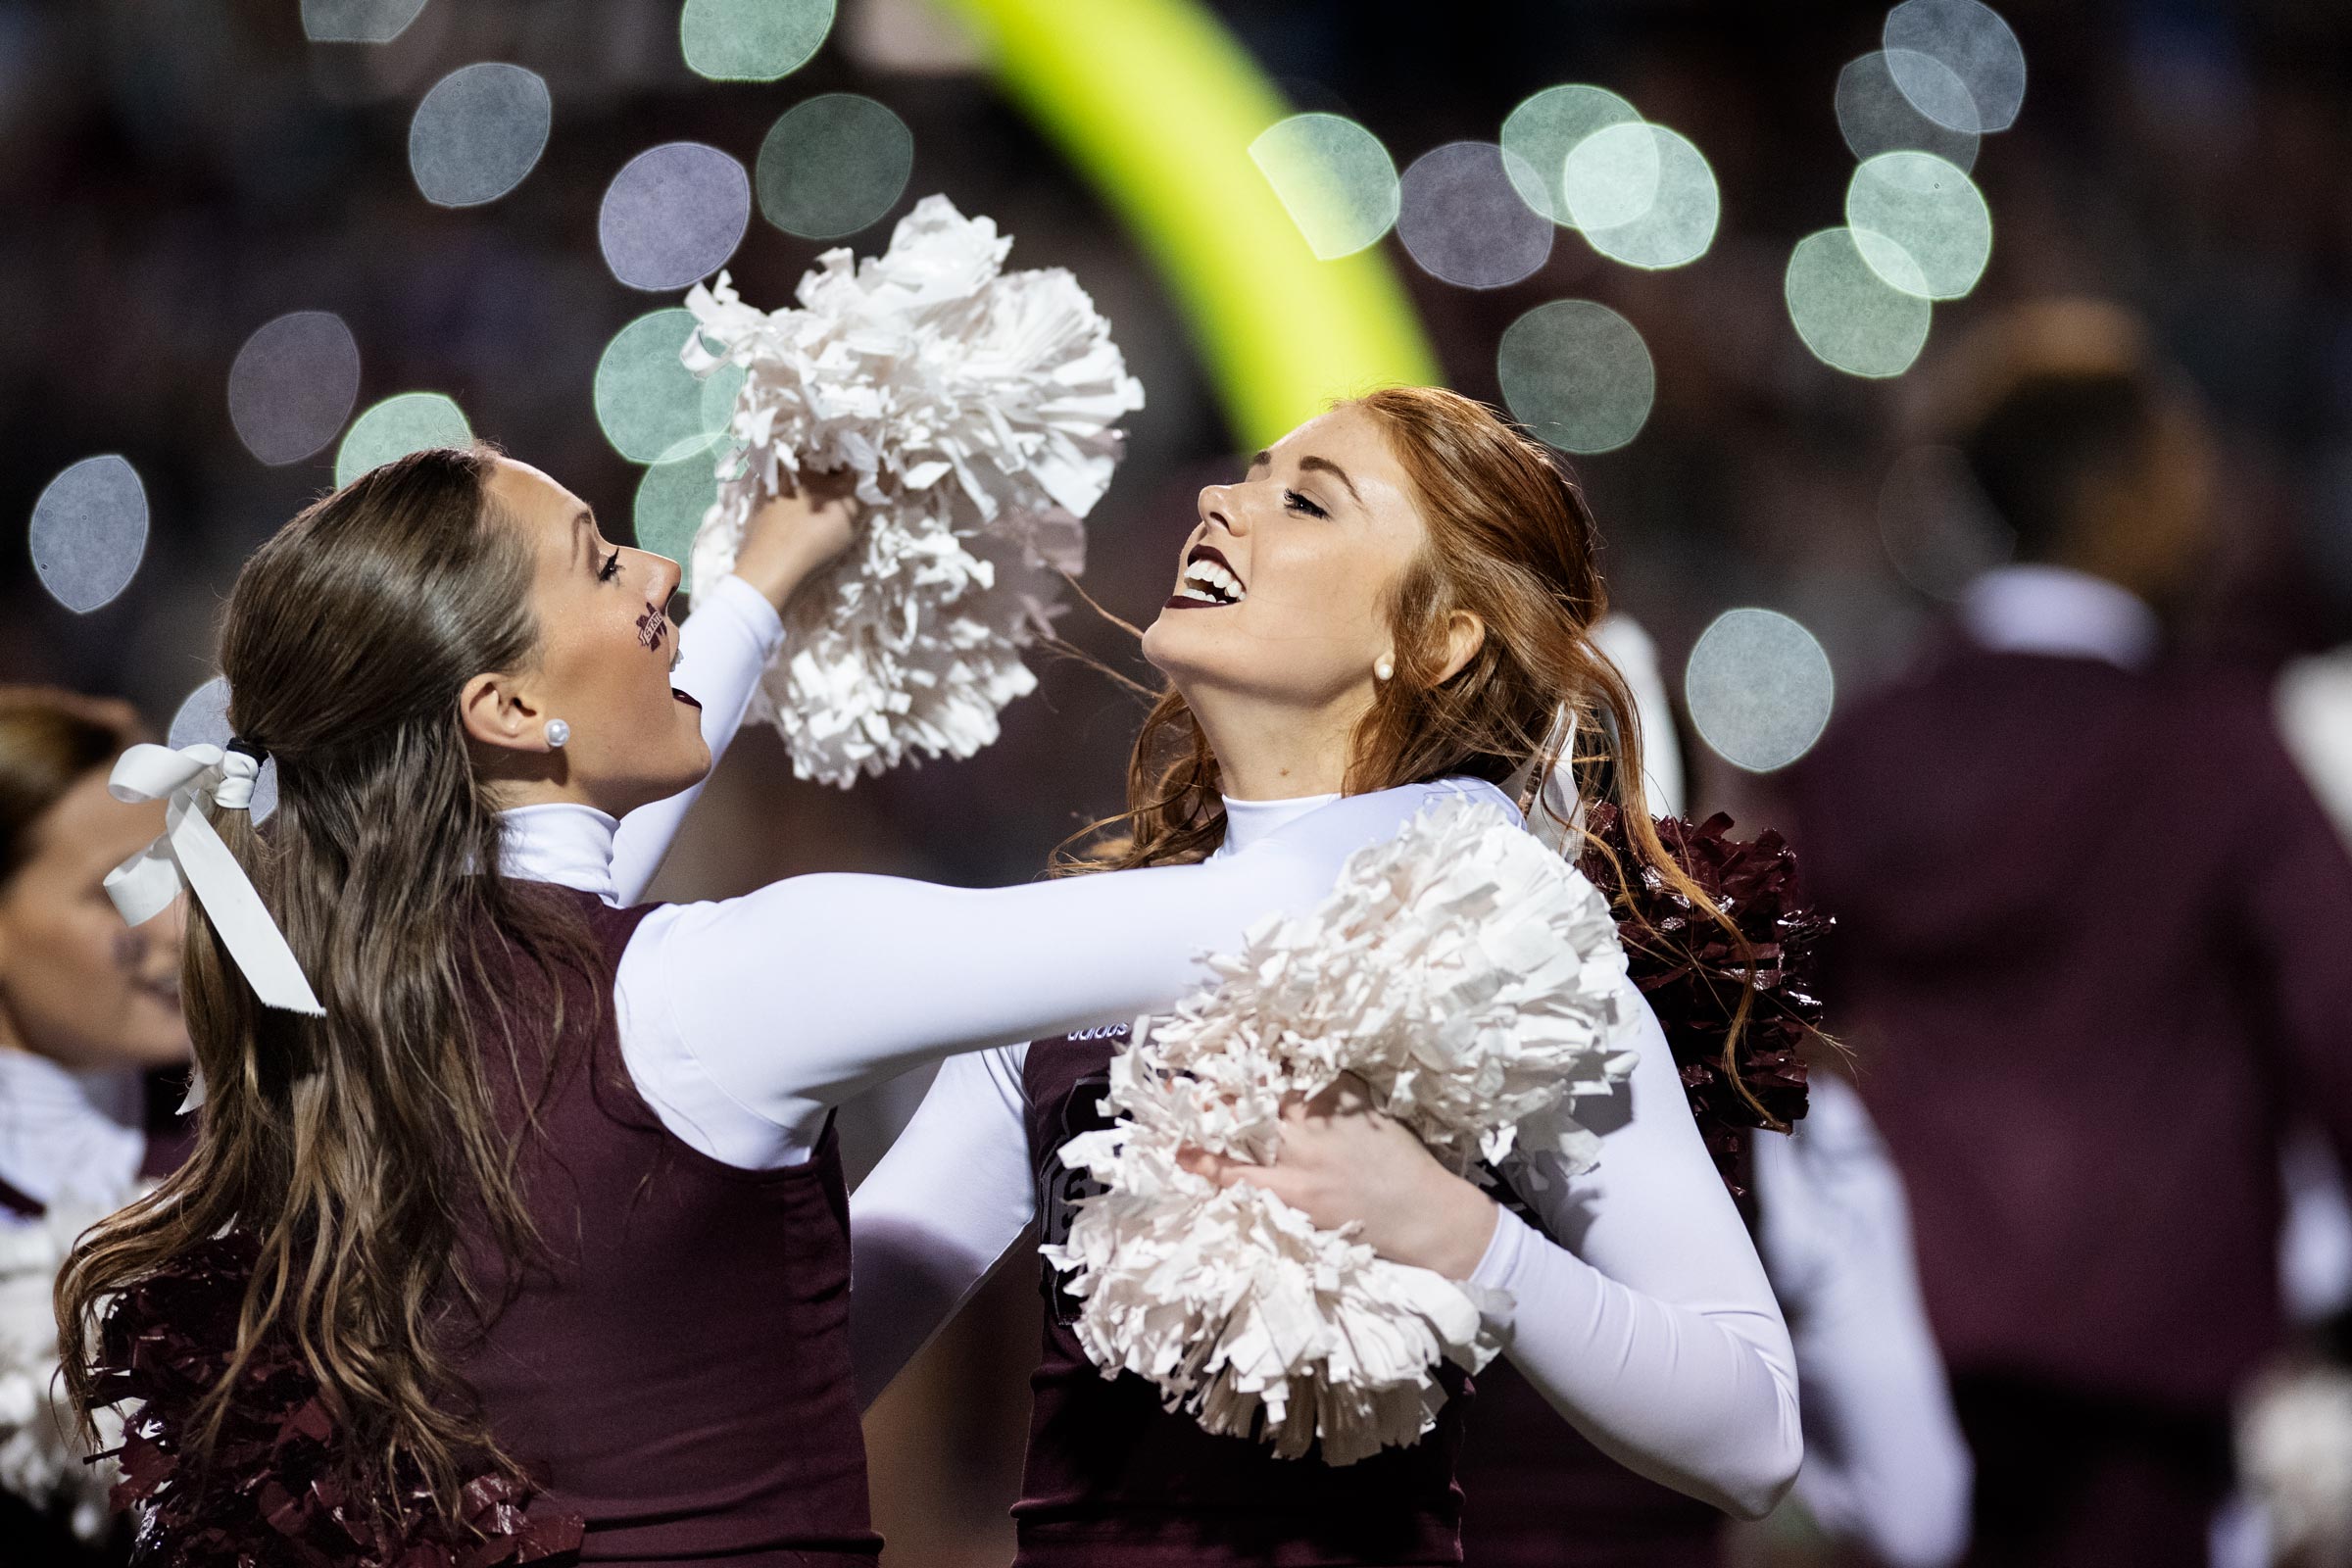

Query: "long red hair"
<box><xmin>1075</xmin><ymin>388</ymin><xmax>1672</xmax><ymax>875</ymax></box>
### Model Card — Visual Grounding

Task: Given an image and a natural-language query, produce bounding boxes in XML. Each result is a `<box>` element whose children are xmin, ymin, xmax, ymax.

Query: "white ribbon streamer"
<box><xmin>1504</xmin><ymin>704</ymin><xmax>1585</xmax><ymax>857</ymax></box>
<box><xmin>103</xmin><ymin>744</ymin><xmax>322</xmax><ymax>1113</ymax></box>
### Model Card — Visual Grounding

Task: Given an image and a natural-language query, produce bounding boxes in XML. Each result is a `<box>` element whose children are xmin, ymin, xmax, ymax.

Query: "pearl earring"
<box><xmin>1374</xmin><ymin>656</ymin><xmax>1395</xmax><ymax>682</ymax></box>
<box><xmin>544</xmin><ymin>718</ymin><xmax>570</xmax><ymax>749</ymax></box>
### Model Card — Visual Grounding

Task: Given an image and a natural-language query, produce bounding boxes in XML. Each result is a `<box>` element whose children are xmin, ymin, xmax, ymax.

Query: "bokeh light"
<box><xmin>1495</xmin><ymin>300</ymin><xmax>1655</xmax><ymax>455</ymax></box>
<box><xmin>227</xmin><ymin>312</ymin><xmax>363</xmax><ymax>466</ymax></box>
<box><xmin>169</xmin><ymin>676</ymin><xmax>277</xmax><ymax>822</ymax></box>
<box><xmin>681</xmin><ymin>0</ymin><xmax>836</xmax><ymax>82</ymax></box>
<box><xmin>300</xmin><ymin>0</ymin><xmax>429</xmax><ymax>44</ymax></box>
<box><xmin>1785</xmin><ymin>228</ymin><xmax>1934</xmax><ymax>378</ymax></box>
<box><xmin>1837</xmin><ymin>51</ymin><xmax>1980</xmax><ymax>170</ymax></box>
<box><xmin>1568</xmin><ymin>122</ymin><xmax>1719</xmax><ymax>270</ymax></box>
<box><xmin>1684</xmin><ymin>608</ymin><xmax>1836</xmax><ymax>772</ymax></box>
<box><xmin>334</xmin><ymin>392</ymin><xmax>472</xmax><ymax>488</ymax></box>
<box><xmin>635</xmin><ymin>456</ymin><xmax>724</xmax><ymax>594</ymax></box>
<box><xmin>1249</xmin><ymin>114</ymin><xmax>1399</xmax><ymax>261</ymax></box>
<box><xmin>1884</xmin><ymin>0</ymin><xmax>2026</xmax><ymax>133</ymax></box>
<box><xmin>1879</xmin><ymin>444</ymin><xmax>2016</xmax><ymax>600</ymax></box>
<box><xmin>595</xmin><ymin>309</ymin><xmax>746</xmax><ymax>465</ymax></box>
<box><xmin>1396</xmin><ymin>142</ymin><xmax>1551</xmax><ymax>290</ymax></box>
<box><xmin>1498</xmin><ymin>83</ymin><xmax>1642</xmax><ymax>226</ymax></box>
<box><xmin>409</xmin><ymin>63</ymin><xmax>551</xmax><ymax>208</ymax></box>
<box><xmin>1846</xmin><ymin>151</ymin><xmax>1990</xmax><ymax>299</ymax></box>
<box><xmin>29</xmin><ymin>456</ymin><xmax>147</xmax><ymax>613</ymax></box>
<box><xmin>599</xmin><ymin>143</ymin><xmax>753</xmax><ymax>291</ymax></box>
<box><xmin>1559</xmin><ymin>121</ymin><xmax>1660</xmax><ymax>231</ymax></box>
<box><xmin>756</xmin><ymin>93</ymin><xmax>913</xmax><ymax>239</ymax></box>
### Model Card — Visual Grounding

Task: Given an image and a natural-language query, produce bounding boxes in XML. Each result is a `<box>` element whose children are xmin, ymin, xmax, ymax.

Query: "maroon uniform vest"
<box><xmin>451</xmin><ymin>887</ymin><xmax>881</xmax><ymax>1565</ymax></box>
<box><xmin>1014</xmin><ymin>1027</ymin><xmax>1468</xmax><ymax>1567</ymax></box>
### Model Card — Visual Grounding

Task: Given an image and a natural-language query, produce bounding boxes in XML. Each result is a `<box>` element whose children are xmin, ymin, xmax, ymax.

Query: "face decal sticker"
<box><xmin>636</xmin><ymin>601</ymin><xmax>667</xmax><ymax>653</ymax></box>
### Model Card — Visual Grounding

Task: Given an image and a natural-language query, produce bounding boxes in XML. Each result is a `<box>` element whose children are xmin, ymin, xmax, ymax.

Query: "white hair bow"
<box><xmin>104</xmin><ymin>743</ymin><xmax>322</xmax><ymax>1109</ymax></box>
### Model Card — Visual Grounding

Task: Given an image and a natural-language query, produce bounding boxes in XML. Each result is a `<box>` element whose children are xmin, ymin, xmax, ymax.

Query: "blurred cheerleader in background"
<box><xmin>0</xmin><ymin>688</ymin><xmax>192</xmax><ymax>1561</ymax></box>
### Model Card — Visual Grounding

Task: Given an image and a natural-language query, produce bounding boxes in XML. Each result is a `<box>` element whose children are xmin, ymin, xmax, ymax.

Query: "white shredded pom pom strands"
<box><xmin>1</xmin><ymin>1201</ymin><xmax>130</xmax><ymax>1541</ymax></box>
<box><xmin>1046</xmin><ymin>799</ymin><xmax>1640</xmax><ymax>1464</ymax></box>
<box><xmin>683</xmin><ymin>195</ymin><xmax>1146</xmax><ymax>785</ymax></box>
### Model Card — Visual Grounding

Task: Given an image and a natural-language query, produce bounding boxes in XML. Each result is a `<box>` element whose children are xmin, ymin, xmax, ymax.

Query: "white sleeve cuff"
<box><xmin>1468</xmin><ymin>1201</ymin><xmax>1540</xmax><ymax>1322</ymax></box>
<box><xmin>706</xmin><ymin>570</ymin><xmax>785</xmax><ymax>657</ymax></box>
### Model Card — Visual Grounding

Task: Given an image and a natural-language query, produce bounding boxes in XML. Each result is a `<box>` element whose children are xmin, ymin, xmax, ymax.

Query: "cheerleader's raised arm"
<box><xmin>607</xmin><ymin>468</ymin><xmax>860</xmax><ymax>904</ymax></box>
<box><xmin>591</xmin><ymin>786</ymin><xmax>1459</xmax><ymax>1169</ymax></box>
<box><xmin>602</xmin><ymin>571</ymin><xmax>782</xmax><ymax>906</ymax></box>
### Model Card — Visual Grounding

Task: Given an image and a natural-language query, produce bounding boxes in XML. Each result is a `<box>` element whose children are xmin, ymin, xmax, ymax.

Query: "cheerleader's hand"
<box><xmin>729</xmin><ymin>467</ymin><xmax>860</xmax><ymax>613</ymax></box>
<box><xmin>1180</xmin><ymin>1074</ymin><xmax>1499</xmax><ymax>1281</ymax></box>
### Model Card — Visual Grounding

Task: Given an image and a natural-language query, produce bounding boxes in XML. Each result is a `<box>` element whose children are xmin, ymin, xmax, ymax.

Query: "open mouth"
<box><xmin>671</xmin><ymin>687</ymin><xmax>702</xmax><ymax>710</ymax></box>
<box><xmin>1164</xmin><ymin>544</ymin><xmax>1247</xmax><ymax>611</ymax></box>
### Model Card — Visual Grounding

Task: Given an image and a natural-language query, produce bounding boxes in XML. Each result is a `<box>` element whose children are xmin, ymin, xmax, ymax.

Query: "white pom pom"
<box><xmin>684</xmin><ymin>196</ymin><xmax>1146</xmax><ymax>786</ymax></box>
<box><xmin>0</xmin><ymin>1202</ymin><xmax>130</xmax><ymax>1540</ymax></box>
<box><xmin>1044</xmin><ymin>798</ymin><xmax>1640</xmax><ymax>1464</ymax></box>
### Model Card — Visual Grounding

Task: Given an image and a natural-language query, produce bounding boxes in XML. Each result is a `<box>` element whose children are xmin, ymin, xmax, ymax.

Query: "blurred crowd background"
<box><xmin>6</xmin><ymin>0</ymin><xmax>2352</xmax><ymax>1563</ymax></box>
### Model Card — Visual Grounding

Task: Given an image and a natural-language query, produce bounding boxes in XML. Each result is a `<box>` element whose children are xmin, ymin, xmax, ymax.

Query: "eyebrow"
<box><xmin>1296</xmin><ymin>456</ymin><xmax>1361</xmax><ymax>505</ymax></box>
<box><xmin>1247</xmin><ymin>451</ymin><xmax>1362</xmax><ymax>506</ymax></box>
<box><xmin>572</xmin><ymin>509</ymin><xmax>596</xmax><ymax>565</ymax></box>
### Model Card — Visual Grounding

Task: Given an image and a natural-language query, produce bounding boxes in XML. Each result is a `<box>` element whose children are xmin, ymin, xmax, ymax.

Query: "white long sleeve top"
<box><xmin>849</xmin><ymin>787</ymin><xmax>1804</xmax><ymax>1521</ymax></box>
<box><xmin>499</xmin><ymin>574</ymin><xmax>1467</xmax><ymax>1169</ymax></box>
<box><xmin>1755</xmin><ymin>1074</ymin><xmax>1972</xmax><ymax>1568</ymax></box>
<box><xmin>0</xmin><ymin>1048</ymin><xmax>146</xmax><ymax>1230</ymax></box>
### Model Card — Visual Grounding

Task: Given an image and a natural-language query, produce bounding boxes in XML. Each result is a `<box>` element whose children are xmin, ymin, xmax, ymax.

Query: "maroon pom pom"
<box><xmin>1578</xmin><ymin>805</ymin><xmax>1831</xmax><ymax>1197</ymax></box>
<box><xmin>87</xmin><ymin>1235</ymin><xmax>582</xmax><ymax>1568</ymax></box>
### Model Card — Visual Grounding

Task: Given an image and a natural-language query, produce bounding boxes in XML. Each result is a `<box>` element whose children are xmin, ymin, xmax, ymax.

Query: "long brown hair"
<box><xmin>56</xmin><ymin>445</ymin><xmax>596</xmax><ymax>1511</ymax></box>
<box><xmin>1067</xmin><ymin>387</ymin><xmax>1764</xmax><ymax>1099</ymax></box>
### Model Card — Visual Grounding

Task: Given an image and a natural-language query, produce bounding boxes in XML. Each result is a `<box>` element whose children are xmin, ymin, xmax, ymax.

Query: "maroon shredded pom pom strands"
<box><xmin>90</xmin><ymin>1233</ymin><xmax>583</xmax><ymax>1568</ymax></box>
<box><xmin>1578</xmin><ymin>807</ymin><xmax>1830</xmax><ymax>1196</ymax></box>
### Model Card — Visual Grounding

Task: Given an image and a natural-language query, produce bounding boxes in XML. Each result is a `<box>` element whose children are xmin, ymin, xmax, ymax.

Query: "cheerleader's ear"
<box><xmin>1433</xmin><ymin>611</ymin><xmax>1486</xmax><ymax>686</ymax></box>
<box><xmin>458</xmin><ymin>670</ymin><xmax>547</xmax><ymax>757</ymax></box>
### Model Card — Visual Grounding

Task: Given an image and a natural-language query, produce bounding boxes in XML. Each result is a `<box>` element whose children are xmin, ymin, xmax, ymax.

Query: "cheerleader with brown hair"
<box><xmin>53</xmin><ymin>446</ymin><xmax>1444</xmax><ymax>1567</ymax></box>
